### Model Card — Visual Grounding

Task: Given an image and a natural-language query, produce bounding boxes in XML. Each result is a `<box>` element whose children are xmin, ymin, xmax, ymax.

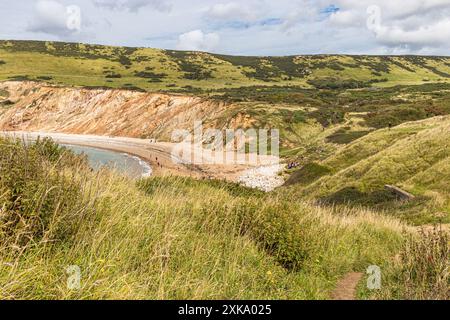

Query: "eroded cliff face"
<box><xmin>0</xmin><ymin>81</ymin><xmax>234</xmax><ymax>140</ymax></box>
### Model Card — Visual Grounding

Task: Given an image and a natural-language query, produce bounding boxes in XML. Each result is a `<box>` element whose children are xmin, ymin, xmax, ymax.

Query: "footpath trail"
<box><xmin>331</xmin><ymin>272</ymin><xmax>364</xmax><ymax>300</ymax></box>
<box><xmin>330</xmin><ymin>223</ymin><xmax>449</xmax><ymax>300</ymax></box>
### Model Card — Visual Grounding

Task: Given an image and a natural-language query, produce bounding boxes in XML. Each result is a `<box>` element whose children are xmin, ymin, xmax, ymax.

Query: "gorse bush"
<box><xmin>307</xmin><ymin>78</ymin><xmax>371</xmax><ymax>90</ymax></box>
<box><xmin>400</xmin><ymin>228</ymin><xmax>449</xmax><ymax>300</ymax></box>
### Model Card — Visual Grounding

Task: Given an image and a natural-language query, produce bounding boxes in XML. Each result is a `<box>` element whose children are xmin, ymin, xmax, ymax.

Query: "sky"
<box><xmin>0</xmin><ymin>0</ymin><xmax>449</xmax><ymax>56</ymax></box>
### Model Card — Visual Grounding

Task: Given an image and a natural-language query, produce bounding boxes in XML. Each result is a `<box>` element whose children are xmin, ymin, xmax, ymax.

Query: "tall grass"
<box><xmin>373</xmin><ymin>227</ymin><xmax>449</xmax><ymax>300</ymax></box>
<box><xmin>0</xmin><ymin>136</ymin><xmax>437</xmax><ymax>300</ymax></box>
<box><xmin>0</xmin><ymin>137</ymin><xmax>92</xmax><ymax>249</ymax></box>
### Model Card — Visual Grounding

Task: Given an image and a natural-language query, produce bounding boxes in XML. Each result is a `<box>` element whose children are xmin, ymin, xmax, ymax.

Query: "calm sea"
<box><xmin>62</xmin><ymin>144</ymin><xmax>152</xmax><ymax>178</ymax></box>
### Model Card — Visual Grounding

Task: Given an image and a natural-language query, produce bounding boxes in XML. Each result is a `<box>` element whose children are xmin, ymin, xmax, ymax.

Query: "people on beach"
<box><xmin>288</xmin><ymin>162</ymin><xmax>300</xmax><ymax>169</ymax></box>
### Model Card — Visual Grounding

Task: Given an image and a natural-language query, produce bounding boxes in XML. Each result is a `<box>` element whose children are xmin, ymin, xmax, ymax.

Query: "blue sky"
<box><xmin>0</xmin><ymin>0</ymin><xmax>449</xmax><ymax>56</ymax></box>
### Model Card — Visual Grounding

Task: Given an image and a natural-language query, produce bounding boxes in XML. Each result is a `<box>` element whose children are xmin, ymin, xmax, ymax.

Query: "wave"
<box><xmin>124</xmin><ymin>154</ymin><xmax>153</xmax><ymax>178</ymax></box>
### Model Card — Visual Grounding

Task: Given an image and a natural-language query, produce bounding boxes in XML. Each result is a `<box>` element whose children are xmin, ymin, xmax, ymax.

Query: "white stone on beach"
<box><xmin>237</xmin><ymin>164</ymin><xmax>285</xmax><ymax>192</ymax></box>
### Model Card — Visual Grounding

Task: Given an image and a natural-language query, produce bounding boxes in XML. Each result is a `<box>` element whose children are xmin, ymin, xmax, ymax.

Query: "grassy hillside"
<box><xmin>0</xmin><ymin>40</ymin><xmax>450</xmax><ymax>92</ymax></box>
<box><xmin>283</xmin><ymin>116</ymin><xmax>450</xmax><ymax>225</ymax></box>
<box><xmin>0</xmin><ymin>136</ymin><xmax>406</xmax><ymax>299</ymax></box>
<box><xmin>1</xmin><ymin>137</ymin><xmax>448</xmax><ymax>300</ymax></box>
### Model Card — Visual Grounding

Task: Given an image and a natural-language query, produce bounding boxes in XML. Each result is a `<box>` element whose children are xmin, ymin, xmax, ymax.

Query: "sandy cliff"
<box><xmin>0</xmin><ymin>81</ymin><xmax>231</xmax><ymax>140</ymax></box>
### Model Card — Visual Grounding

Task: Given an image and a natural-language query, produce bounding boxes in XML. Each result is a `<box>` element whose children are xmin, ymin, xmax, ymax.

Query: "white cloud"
<box><xmin>373</xmin><ymin>19</ymin><xmax>450</xmax><ymax>48</ymax></box>
<box><xmin>2</xmin><ymin>0</ymin><xmax>450</xmax><ymax>55</ymax></box>
<box><xmin>205</xmin><ymin>2</ymin><xmax>256</xmax><ymax>21</ymax></box>
<box><xmin>28</xmin><ymin>0</ymin><xmax>82</xmax><ymax>37</ymax></box>
<box><xmin>321</xmin><ymin>0</ymin><xmax>450</xmax><ymax>51</ymax></box>
<box><xmin>329</xmin><ymin>10</ymin><xmax>361</xmax><ymax>26</ymax></box>
<box><xmin>93</xmin><ymin>0</ymin><xmax>172</xmax><ymax>13</ymax></box>
<box><xmin>176</xmin><ymin>29</ymin><xmax>220</xmax><ymax>52</ymax></box>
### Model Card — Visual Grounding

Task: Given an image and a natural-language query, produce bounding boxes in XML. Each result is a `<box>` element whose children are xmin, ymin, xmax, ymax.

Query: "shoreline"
<box><xmin>1</xmin><ymin>131</ymin><xmax>196</xmax><ymax>178</ymax></box>
<box><xmin>62</xmin><ymin>143</ymin><xmax>153</xmax><ymax>178</ymax></box>
<box><xmin>1</xmin><ymin>131</ymin><xmax>285</xmax><ymax>191</ymax></box>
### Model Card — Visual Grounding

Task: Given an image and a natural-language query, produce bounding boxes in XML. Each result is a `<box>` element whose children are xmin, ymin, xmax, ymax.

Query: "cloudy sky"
<box><xmin>0</xmin><ymin>0</ymin><xmax>449</xmax><ymax>56</ymax></box>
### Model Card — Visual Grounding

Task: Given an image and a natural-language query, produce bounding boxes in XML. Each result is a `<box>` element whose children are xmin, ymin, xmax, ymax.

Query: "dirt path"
<box><xmin>331</xmin><ymin>272</ymin><xmax>364</xmax><ymax>300</ymax></box>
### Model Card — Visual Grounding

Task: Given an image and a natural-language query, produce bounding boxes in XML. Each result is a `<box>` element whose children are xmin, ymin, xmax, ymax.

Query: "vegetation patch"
<box><xmin>319</xmin><ymin>186</ymin><xmax>400</xmax><ymax>207</ymax></box>
<box><xmin>0</xmin><ymin>89</ymin><xmax>9</xmax><ymax>97</ymax></box>
<box><xmin>166</xmin><ymin>50</ymin><xmax>214</xmax><ymax>80</ymax></box>
<box><xmin>134</xmin><ymin>70</ymin><xmax>167</xmax><ymax>82</ymax></box>
<box><xmin>307</xmin><ymin>77</ymin><xmax>372</xmax><ymax>90</ymax></box>
<box><xmin>326</xmin><ymin>129</ymin><xmax>372</xmax><ymax>144</ymax></box>
<box><xmin>121</xmin><ymin>84</ymin><xmax>145</xmax><ymax>92</ymax></box>
<box><xmin>0</xmin><ymin>99</ymin><xmax>14</xmax><ymax>108</ymax></box>
<box><xmin>365</xmin><ymin>105</ymin><xmax>430</xmax><ymax>128</ymax></box>
<box><xmin>0</xmin><ymin>137</ymin><xmax>89</xmax><ymax>248</ymax></box>
<box><xmin>285</xmin><ymin>163</ymin><xmax>332</xmax><ymax>186</ymax></box>
<box><xmin>8</xmin><ymin>75</ymin><xmax>30</xmax><ymax>81</ymax></box>
<box><xmin>36</xmin><ymin>76</ymin><xmax>53</xmax><ymax>81</ymax></box>
<box><xmin>104</xmin><ymin>71</ymin><xmax>122</xmax><ymax>79</ymax></box>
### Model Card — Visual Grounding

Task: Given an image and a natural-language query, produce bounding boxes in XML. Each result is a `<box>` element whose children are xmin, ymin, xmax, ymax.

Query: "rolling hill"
<box><xmin>1</xmin><ymin>40</ymin><xmax>450</xmax><ymax>93</ymax></box>
<box><xmin>284</xmin><ymin>116</ymin><xmax>450</xmax><ymax>225</ymax></box>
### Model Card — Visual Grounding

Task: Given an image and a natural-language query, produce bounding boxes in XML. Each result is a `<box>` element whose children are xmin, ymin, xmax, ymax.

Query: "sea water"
<box><xmin>62</xmin><ymin>144</ymin><xmax>152</xmax><ymax>178</ymax></box>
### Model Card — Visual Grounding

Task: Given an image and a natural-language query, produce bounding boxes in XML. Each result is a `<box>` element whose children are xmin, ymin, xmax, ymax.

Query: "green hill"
<box><xmin>1</xmin><ymin>40</ymin><xmax>450</xmax><ymax>92</ymax></box>
<box><xmin>285</xmin><ymin>116</ymin><xmax>450</xmax><ymax>225</ymax></box>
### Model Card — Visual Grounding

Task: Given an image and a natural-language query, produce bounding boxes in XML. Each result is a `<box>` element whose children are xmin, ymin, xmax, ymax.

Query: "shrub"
<box><xmin>237</xmin><ymin>200</ymin><xmax>311</xmax><ymax>270</ymax></box>
<box><xmin>0</xmin><ymin>89</ymin><xmax>9</xmax><ymax>97</ymax></box>
<box><xmin>0</xmin><ymin>100</ymin><xmax>14</xmax><ymax>107</ymax></box>
<box><xmin>0</xmin><ymin>137</ymin><xmax>90</xmax><ymax>248</ymax></box>
<box><xmin>365</xmin><ymin>105</ymin><xmax>428</xmax><ymax>128</ymax></box>
<box><xmin>308</xmin><ymin>78</ymin><xmax>371</xmax><ymax>90</ymax></box>
<box><xmin>8</xmin><ymin>75</ymin><xmax>30</xmax><ymax>81</ymax></box>
<box><xmin>320</xmin><ymin>186</ymin><xmax>398</xmax><ymax>206</ymax></box>
<box><xmin>36</xmin><ymin>76</ymin><xmax>53</xmax><ymax>81</ymax></box>
<box><xmin>121</xmin><ymin>85</ymin><xmax>145</xmax><ymax>92</ymax></box>
<box><xmin>184</xmin><ymin>69</ymin><xmax>213</xmax><ymax>80</ymax></box>
<box><xmin>134</xmin><ymin>71</ymin><xmax>167</xmax><ymax>81</ymax></box>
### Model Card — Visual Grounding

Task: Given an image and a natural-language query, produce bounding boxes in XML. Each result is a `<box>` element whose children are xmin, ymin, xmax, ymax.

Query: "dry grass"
<box><xmin>373</xmin><ymin>226</ymin><xmax>449</xmax><ymax>300</ymax></box>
